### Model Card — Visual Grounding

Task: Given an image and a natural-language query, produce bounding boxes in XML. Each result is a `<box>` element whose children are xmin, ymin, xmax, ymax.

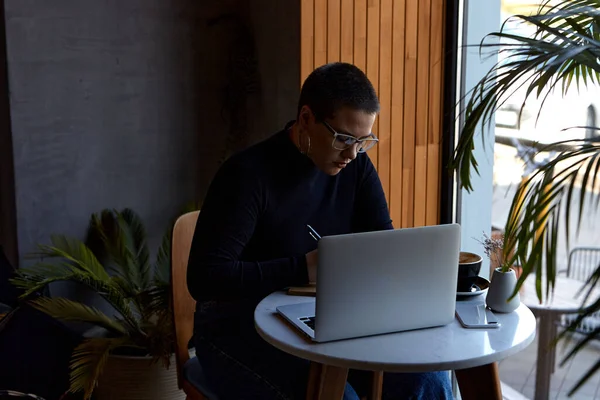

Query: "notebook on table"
<box><xmin>287</xmin><ymin>284</ymin><xmax>316</xmax><ymax>296</ymax></box>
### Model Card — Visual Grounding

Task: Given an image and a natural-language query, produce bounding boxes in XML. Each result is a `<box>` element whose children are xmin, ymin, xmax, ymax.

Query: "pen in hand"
<box><xmin>307</xmin><ymin>224</ymin><xmax>321</xmax><ymax>242</ymax></box>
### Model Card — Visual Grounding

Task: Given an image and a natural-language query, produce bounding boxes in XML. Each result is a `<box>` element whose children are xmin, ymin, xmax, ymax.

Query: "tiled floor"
<box><xmin>499</xmin><ymin>334</ymin><xmax>600</xmax><ymax>399</ymax></box>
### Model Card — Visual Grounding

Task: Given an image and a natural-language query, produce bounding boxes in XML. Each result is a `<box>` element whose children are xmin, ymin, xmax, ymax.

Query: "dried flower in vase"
<box><xmin>477</xmin><ymin>232</ymin><xmax>512</xmax><ymax>273</ymax></box>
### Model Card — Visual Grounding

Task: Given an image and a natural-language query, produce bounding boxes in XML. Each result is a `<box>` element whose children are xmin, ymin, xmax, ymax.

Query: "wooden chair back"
<box><xmin>170</xmin><ymin>210</ymin><xmax>200</xmax><ymax>388</ymax></box>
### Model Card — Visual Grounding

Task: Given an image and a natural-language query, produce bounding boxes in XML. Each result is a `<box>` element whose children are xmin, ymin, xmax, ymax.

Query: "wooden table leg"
<box><xmin>369</xmin><ymin>371</ymin><xmax>383</xmax><ymax>400</ymax></box>
<box><xmin>534</xmin><ymin>312</ymin><xmax>557</xmax><ymax>400</ymax></box>
<box><xmin>455</xmin><ymin>362</ymin><xmax>502</xmax><ymax>400</ymax></box>
<box><xmin>550</xmin><ymin>316</ymin><xmax>558</xmax><ymax>374</ymax></box>
<box><xmin>306</xmin><ymin>362</ymin><xmax>349</xmax><ymax>400</ymax></box>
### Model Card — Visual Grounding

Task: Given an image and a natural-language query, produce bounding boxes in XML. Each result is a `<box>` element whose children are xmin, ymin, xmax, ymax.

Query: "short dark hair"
<box><xmin>297</xmin><ymin>62</ymin><xmax>380</xmax><ymax>120</ymax></box>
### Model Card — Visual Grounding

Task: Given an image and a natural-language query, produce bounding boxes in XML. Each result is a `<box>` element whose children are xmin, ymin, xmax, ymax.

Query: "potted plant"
<box><xmin>11</xmin><ymin>208</ymin><xmax>183</xmax><ymax>400</ymax></box>
<box><xmin>451</xmin><ymin>0</ymin><xmax>600</xmax><ymax>393</ymax></box>
<box><xmin>478</xmin><ymin>232</ymin><xmax>521</xmax><ymax>313</ymax></box>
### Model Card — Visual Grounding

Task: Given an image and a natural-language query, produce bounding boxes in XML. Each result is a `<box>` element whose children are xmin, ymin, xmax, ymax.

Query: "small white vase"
<box><xmin>486</xmin><ymin>267</ymin><xmax>521</xmax><ymax>313</ymax></box>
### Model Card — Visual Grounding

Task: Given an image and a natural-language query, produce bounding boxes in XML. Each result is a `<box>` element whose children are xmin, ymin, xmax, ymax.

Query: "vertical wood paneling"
<box><xmin>300</xmin><ymin>0</ymin><xmax>315</xmax><ymax>84</ymax></box>
<box><xmin>353</xmin><ymin>0</ymin><xmax>367</xmax><ymax>69</ymax></box>
<box><xmin>315</xmin><ymin>0</ymin><xmax>328</xmax><ymax>67</ymax></box>
<box><xmin>327</xmin><ymin>0</ymin><xmax>341</xmax><ymax>62</ymax></box>
<box><xmin>402</xmin><ymin>0</ymin><xmax>418</xmax><ymax>228</ymax></box>
<box><xmin>300</xmin><ymin>0</ymin><xmax>446</xmax><ymax>227</ymax></box>
<box><xmin>366</xmin><ymin>0</ymin><xmax>380</xmax><ymax>168</ymax></box>
<box><xmin>426</xmin><ymin>0</ymin><xmax>444</xmax><ymax>226</ymax></box>
<box><xmin>377</xmin><ymin>0</ymin><xmax>392</xmax><ymax>200</ymax></box>
<box><xmin>414</xmin><ymin>0</ymin><xmax>432</xmax><ymax>227</ymax></box>
<box><xmin>390</xmin><ymin>0</ymin><xmax>405</xmax><ymax>226</ymax></box>
<box><xmin>341</xmin><ymin>0</ymin><xmax>354</xmax><ymax>63</ymax></box>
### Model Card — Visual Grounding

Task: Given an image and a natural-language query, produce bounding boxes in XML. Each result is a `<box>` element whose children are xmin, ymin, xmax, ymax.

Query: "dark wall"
<box><xmin>248</xmin><ymin>0</ymin><xmax>301</xmax><ymax>138</ymax></box>
<box><xmin>0</xmin><ymin>0</ymin><xmax>17</xmax><ymax>267</ymax></box>
<box><xmin>3</xmin><ymin>0</ymin><xmax>300</xmax><ymax>264</ymax></box>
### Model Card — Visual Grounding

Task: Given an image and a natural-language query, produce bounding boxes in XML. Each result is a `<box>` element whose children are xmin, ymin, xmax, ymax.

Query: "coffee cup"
<box><xmin>457</xmin><ymin>251</ymin><xmax>482</xmax><ymax>292</ymax></box>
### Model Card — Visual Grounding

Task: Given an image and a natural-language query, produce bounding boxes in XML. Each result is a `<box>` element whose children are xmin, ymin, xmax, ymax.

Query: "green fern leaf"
<box><xmin>119</xmin><ymin>208</ymin><xmax>151</xmax><ymax>288</ymax></box>
<box><xmin>87</xmin><ymin>210</ymin><xmax>138</xmax><ymax>293</ymax></box>
<box><xmin>154</xmin><ymin>230</ymin><xmax>172</xmax><ymax>286</ymax></box>
<box><xmin>15</xmin><ymin>268</ymin><xmax>140</xmax><ymax>335</ymax></box>
<box><xmin>69</xmin><ymin>337</ymin><xmax>132</xmax><ymax>399</ymax></box>
<box><xmin>30</xmin><ymin>297</ymin><xmax>128</xmax><ymax>335</ymax></box>
<box><xmin>35</xmin><ymin>236</ymin><xmax>110</xmax><ymax>281</ymax></box>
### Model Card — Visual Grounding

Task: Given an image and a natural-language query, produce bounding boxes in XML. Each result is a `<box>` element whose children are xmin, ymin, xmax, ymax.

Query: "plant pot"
<box><xmin>486</xmin><ymin>267</ymin><xmax>521</xmax><ymax>313</ymax></box>
<box><xmin>95</xmin><ymin>354</ymin><xmax>184</xmax><ymax>400</ymax></box>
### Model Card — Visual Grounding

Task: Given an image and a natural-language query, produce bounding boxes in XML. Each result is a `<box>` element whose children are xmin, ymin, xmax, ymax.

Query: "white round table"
<box><xmin>255</xmin><ymin>291</ymin><xmax>536</xmax><ymax>400</ymax></box>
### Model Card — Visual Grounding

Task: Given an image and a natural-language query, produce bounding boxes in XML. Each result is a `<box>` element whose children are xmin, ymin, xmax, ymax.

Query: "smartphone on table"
<box><xmin>455</xmin><ymin>302</ymin><xmax>500</xmax><ymax>329</ymax></box>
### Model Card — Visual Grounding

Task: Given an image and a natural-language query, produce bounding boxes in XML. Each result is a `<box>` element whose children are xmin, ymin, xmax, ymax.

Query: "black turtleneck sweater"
<box><xmin>188</xmin><ymin>123</ymin><xmax>393</xmax><ymax>337</ymax></box>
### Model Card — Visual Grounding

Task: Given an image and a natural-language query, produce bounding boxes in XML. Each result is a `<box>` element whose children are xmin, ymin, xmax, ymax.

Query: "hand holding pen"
<box><xmin>305</xmin><ymin>224</ymin><xmax>320</xmax><ymax>282</ymax></box>
<box><xmin>307</xmin><ymin>224</ymin><xmax>321</xmax><ymax>242</ymax></box>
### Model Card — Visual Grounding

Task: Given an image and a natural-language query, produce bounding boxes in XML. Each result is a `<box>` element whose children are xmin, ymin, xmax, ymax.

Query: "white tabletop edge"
<box><xmin>255</xmin><ymin>320</ymin><xmax>536</xmax><ymax>372</ymax></box>
<box><xmin>255</xmin><ymin>292</ymin><xmax>537</xmax><ymax>373</ymax></box>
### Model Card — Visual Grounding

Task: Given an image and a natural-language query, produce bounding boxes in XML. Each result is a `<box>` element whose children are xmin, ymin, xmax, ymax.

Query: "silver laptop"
<box><xmin>277</xmin><ymin>223</ymin><xmax>461</xmax><ymax>342</ymax></box>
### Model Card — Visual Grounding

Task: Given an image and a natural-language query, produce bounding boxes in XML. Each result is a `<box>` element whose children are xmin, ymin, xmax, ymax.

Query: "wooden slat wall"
<box><xmin>300</xmin><ymin>0</ymin><xmax>445</xmax><ymax>228</ymax></box>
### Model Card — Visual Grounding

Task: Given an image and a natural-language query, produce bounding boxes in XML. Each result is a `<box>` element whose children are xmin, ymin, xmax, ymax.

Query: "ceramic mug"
<box><xmin>457</xmin><ymin>251</ymin><xmax>482</xmax><ymax>292</ymax></box>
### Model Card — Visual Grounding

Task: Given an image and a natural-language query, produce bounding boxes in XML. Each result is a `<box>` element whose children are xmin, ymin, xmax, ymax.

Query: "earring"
<box><xmin>300</xmin><ymin>131</ymin><xmax>311</xmax><ymax>156</ymax></box>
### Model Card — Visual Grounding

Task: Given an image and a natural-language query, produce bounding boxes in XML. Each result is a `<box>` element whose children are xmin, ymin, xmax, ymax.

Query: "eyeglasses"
<box><xmin>320</xmin><ymin>120</ymin><xmax>378</xmax><ymax>153</ymax></box>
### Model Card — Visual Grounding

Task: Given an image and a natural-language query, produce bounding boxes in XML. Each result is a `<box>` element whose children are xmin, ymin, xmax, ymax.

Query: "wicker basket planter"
<box><xmin>95</xmin><ymin>354</ymin><xmax>184</xmax><ymax>400</ymax></box>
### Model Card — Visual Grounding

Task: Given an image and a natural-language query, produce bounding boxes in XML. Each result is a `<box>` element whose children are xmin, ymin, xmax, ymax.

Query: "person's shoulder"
<box><xmin>231</xmin><ymin>133</ymin><xmax>280</xmax><ymax>164</ymax></box>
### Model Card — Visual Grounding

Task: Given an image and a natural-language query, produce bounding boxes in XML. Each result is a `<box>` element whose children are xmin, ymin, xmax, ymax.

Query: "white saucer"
<box><xmin>457</xmin><ymin>276</ymin><xmax>490</xmax><ymax>297</ymax></box>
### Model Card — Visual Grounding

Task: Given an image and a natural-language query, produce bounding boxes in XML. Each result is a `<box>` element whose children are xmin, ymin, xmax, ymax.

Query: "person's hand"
<box><xmin>305</xmin><ymin>249</ymin><xmax>318</xmax><ymax>283</ymax></box>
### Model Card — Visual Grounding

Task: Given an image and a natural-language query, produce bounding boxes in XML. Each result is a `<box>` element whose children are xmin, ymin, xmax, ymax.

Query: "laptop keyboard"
<box><xmin>300</xmin><ymin>316</ymin><xmax>315</xmax><ymax>331</ymax></box>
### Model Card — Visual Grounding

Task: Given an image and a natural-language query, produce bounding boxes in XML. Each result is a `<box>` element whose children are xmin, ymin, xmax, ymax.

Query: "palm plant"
<box><xmin>450</xmin><ymin>0</ymin><xmax>600</xmax><ymax>394</ymax></box>
<box><xmin>11</xmin><ymin>208</ymin><xmax>173</xmax><ymax>399</ymax></box>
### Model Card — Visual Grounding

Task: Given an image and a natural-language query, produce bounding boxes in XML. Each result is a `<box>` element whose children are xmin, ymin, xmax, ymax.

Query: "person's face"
<box><xmin>297</xmin><ymin>105</ymin><xmax>377</xmax><ymax>176</ymax></box>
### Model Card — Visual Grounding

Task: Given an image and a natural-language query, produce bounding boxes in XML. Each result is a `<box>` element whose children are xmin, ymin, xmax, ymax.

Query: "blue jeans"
<box><xmin>194</xmin><ymin>328</ymin><xmax>453</xmax><ymax>400</ymax></box>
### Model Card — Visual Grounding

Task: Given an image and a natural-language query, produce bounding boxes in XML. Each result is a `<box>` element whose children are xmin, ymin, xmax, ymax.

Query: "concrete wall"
<box><xmin>4</xmin><ymin>0</ymin><xmax>300</xmax><ymax>264</ymax></box>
